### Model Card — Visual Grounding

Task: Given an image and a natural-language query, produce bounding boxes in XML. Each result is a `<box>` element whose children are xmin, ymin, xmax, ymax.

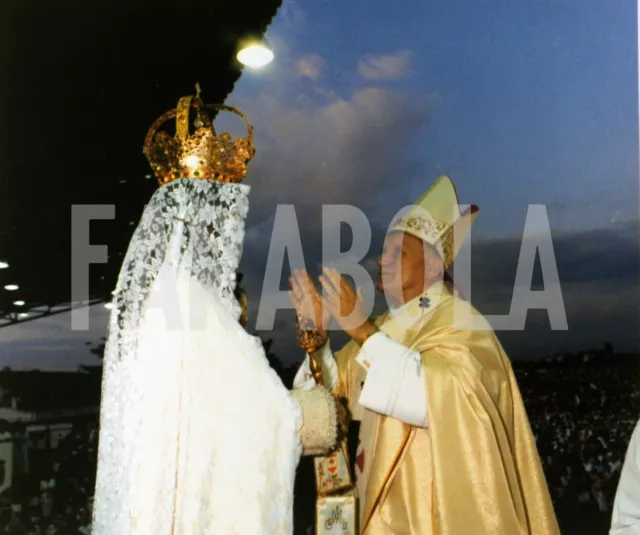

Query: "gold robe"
<box><xmin>334</xmin><ymin>283</ymin><xmax>560</xmax><ymax>535</ymax></box>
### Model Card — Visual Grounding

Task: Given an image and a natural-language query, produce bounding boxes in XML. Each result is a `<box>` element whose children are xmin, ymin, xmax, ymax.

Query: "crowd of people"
<box><xmin>0</xmin><ymin>353</ymin><xmax>638</xmax><ymax>533</ymax></box>
<box><xmin>516</xmin><ymin>353</ymin><xmax>640</xmax><ymax>514</ymax></box>
<box><xmin>0</xmin><ymin>422</ymin><xmax>97</xmax><ymax>534</ymax></box>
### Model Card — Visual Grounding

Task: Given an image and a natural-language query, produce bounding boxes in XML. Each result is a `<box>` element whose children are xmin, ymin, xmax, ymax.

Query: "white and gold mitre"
<box><xmin>389</xmin><ymin>175</ymin><xmax>479</xmax><ymax>270</ymax></box>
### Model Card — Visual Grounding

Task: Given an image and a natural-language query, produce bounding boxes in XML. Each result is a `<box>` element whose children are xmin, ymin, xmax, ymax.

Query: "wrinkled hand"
<box><xmin>319</xmin><ymin>267</ymin><xmax>376</xmax><ymax>344</ymax></box>
<box><xmin>289</xmin><ymin>269</ymin><xmax>330</xmax><ymax>339</ymax></box>
<box><xmin>334</xmin><ymin>396</ymin><xmax>350</xmax><ymax>437</ymax></box>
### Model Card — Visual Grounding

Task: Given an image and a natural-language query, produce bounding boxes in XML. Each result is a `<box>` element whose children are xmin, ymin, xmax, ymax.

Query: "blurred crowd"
<box><xmin>0</xmin><ymin>422</ymin><xmax>97</xmax><ymax>534</ymax></box>
<box><xmin>517</xmin><ymin>357</ymin><xmax>640</xmax><ymax>513</ymax></box>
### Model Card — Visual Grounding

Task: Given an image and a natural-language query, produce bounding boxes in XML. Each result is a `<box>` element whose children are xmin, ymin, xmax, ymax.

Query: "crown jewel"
<box><xmin>143</xmin><ymin>88</ymin><xmax>255</xmax><ymax>186</ymax></box>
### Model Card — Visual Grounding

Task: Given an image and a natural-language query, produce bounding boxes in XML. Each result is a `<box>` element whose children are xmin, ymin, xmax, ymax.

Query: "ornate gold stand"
<box><xmin>298</xmin><ymin>319</ymin><xmax>358</xmax><ymax>535</ymax></box>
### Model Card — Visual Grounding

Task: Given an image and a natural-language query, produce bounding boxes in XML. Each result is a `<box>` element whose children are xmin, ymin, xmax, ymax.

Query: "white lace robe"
<box><xmin>92</xmin><ymin>179</ymin><xmax>302</xmax><ymax>535</ymax></box>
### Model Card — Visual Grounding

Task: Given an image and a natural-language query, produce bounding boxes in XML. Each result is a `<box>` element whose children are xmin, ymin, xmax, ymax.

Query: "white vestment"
<box><xmin>92</xmin><ymin>179</ymin><xmax>302</xmax><ymax>535</ymax></box>
<box><xmin>611</xmin><ymin>419</ymin><xmax>640</xmax><ymax>534</ymax></box>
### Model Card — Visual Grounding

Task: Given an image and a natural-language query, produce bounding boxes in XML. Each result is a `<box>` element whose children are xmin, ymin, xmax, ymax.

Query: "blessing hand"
<box><xmin>318</xmin><ymin>267</ymin><xmax>377</xmax><ymax>345</ymax></box>
<box><xmin>289</xmin><ymin>269</ymin><xmax>330</xmax><ymax>336</ymax></box>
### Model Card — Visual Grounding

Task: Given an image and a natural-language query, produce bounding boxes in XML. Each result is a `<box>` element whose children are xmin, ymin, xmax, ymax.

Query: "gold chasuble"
<box><xmin>334</xmin><ymin>282</ymin><xmax>560</xmax><ymax>535</ymax></box>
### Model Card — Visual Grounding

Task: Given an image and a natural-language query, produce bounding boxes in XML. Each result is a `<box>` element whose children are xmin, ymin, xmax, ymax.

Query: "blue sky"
<box><xmin>2</xmin><ymin>0</ymin><xmax>638</xmax><ymax>370</ymax></box>
<box><xmin>268</xmin><ymin>0</ymin><xmax>639</xmax><ymax>236</ymax></box>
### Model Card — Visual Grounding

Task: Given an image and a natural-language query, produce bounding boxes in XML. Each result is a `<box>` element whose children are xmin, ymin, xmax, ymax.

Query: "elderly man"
<box><xmin>291</xmin><ymin>176</ymin><xmax>559</xmax><ymax>535</ymax></box>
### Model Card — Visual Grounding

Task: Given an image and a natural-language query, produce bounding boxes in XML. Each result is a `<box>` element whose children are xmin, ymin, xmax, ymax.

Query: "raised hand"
<box><xmin>319</xmin><ymin>267</ymin><xmax>377</xmax><ymax>345</ymax></box>
<box><xmin>289</xmin><ymin>269</ymin><xmax>330</xmax><ymax>338</ymax></box>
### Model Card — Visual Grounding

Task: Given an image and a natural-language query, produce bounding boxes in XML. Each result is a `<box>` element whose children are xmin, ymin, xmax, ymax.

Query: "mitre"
<box><xmin>389</xmin><ymin>175</ymin><xmax>479</xmax><ymax>270</ymax></box>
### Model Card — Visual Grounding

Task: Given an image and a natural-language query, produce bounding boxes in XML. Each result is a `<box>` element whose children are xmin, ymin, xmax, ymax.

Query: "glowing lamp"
<box><xmin>237</xmin><ymin>43</ymin><xmax>274</xmax><ymax>68</ymax></box>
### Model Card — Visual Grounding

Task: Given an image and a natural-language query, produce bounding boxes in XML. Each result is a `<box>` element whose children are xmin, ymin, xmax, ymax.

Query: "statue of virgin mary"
<box><xmin>91</xmin><ymin>92</ymin><xmax>340</xmax><ymax>535</ymax></box>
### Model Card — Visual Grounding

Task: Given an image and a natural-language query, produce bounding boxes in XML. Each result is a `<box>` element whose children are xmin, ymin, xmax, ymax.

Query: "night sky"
<box><xmin>2</xmin><ymin>0</ymin><xmax>639</xmax><ymax>370</ymax></box>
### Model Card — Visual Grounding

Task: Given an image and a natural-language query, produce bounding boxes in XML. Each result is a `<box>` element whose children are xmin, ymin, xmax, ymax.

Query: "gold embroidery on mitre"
<box><xmin>391</xmin><ymin>215</ymin><xmax>454</xmax><ymax>269</ymax></box>
<box><xmin>441</xmin><ymin>228</ymin><xmax>454</xmax><ymax>270</ymax></box>
<box><xmin>143</xmin><ymin>90</ymin><xmax>255</xmax><ymax>186</ymax></box>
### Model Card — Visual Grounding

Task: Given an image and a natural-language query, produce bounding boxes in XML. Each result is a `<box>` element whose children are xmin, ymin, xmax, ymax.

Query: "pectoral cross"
<box><xmin>414</xmin><ymin>297</ymin><xmax>430</xmax><ymax>376</ymax></box>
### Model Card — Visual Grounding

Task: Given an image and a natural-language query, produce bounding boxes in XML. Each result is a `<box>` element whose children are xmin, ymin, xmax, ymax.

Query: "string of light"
<box><xmin>0</xmin><ymin>260</ymin><xmax>29</xmax><ymax>319</ymax></box>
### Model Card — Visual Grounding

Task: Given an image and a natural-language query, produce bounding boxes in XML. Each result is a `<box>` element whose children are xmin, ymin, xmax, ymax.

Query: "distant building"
<box><xmin>0</xmin><ymin>370</ymin><xmax>101</xmax><ymax>491</ymax></box>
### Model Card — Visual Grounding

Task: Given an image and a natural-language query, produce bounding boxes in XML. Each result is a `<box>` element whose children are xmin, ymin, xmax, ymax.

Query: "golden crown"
<box><xmin>143</xmin><ymin>88</ymin><xmax>255</xmax><ymax>186</ymax></box>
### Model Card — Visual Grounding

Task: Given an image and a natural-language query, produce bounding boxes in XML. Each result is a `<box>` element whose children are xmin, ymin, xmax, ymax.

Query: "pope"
<box><xmin>291</xmin><ymin>176</ymin><xmax>560</xmax><ymax>535</ymax></box>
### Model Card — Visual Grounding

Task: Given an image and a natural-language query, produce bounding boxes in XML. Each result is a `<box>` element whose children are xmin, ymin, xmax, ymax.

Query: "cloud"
<box><xmin>296</xmin><ymin>54</ymin><xmax>327</xmax><ymax>81</ymax></box>
<box><xmin>314</xmin><ymin>86</ymin><xmax>339</xmax><ymax>101</ymax></box>
<box><xmin>239</xmin><ymin>219</ymin><xmax>640</xmax><ymax>365</ymax></box>
<box><xmin>461</xmin><ymin>221</ymin><xmax>640</xmax><ymax>357</ymax></box>
<box><xmin>235</xmin><ymin>86</ymin><xmax>429</xmax><ymax>230</ymax></box>
<box><xmin>276</xmin><ymin>0</ymin><xmax>306</xmax><ymax>30</ymax></box>
<box><xmin>358</xmin><ymin>50</ymin><xmax>412</xmax><ymax>81</ymax></box>
<box><xmin>227</xmin><ymin>49</ymin><xmax>636</xmax><ymax>365</ymax></box>
<box><xmin>230</xmin><ymin>82</ymin><xmax>430</xmax><ymax>357</ymax></box>
<box><xmin>466</xmin><ymin>221</ymin><xmax>640</xmax><ymax>290</ymax></box>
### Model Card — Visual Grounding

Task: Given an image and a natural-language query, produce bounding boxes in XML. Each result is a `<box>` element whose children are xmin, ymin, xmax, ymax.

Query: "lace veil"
<box><xmin>107</xmin><ymin>178</ymin><xmax>249</xmax><ymax>361</ymax></box>
<box><xmin>93</xmin><ymin>178</ymin><xmax>302</xmax><ymax>534</ymax></box>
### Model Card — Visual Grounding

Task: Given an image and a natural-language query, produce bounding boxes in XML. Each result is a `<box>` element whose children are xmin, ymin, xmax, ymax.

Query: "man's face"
<box><xmin>377</xmin><ymin>232</ymin><xmax>433</xmax><ymax>305</ymax></box>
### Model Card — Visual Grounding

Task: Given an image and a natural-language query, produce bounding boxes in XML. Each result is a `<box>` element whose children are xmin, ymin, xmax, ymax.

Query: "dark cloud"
<box><xmin>242</xmin><ymin>219</ymin><xmax>640</xmax><ymax>365</ymax></box>
<box><xmin>468</xmin><ymin>221</ymin><xmax>640</xmax><ymax>288</ymax></box>
<box><xmin>464</xmin><ymin>221</ymin><xmax>640</xmax><ymax>357</ymax></box>
<box><xmin>7</xmin><ymin>209</ymin><xmax>635</xmax><ymax>371</ymax></box>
